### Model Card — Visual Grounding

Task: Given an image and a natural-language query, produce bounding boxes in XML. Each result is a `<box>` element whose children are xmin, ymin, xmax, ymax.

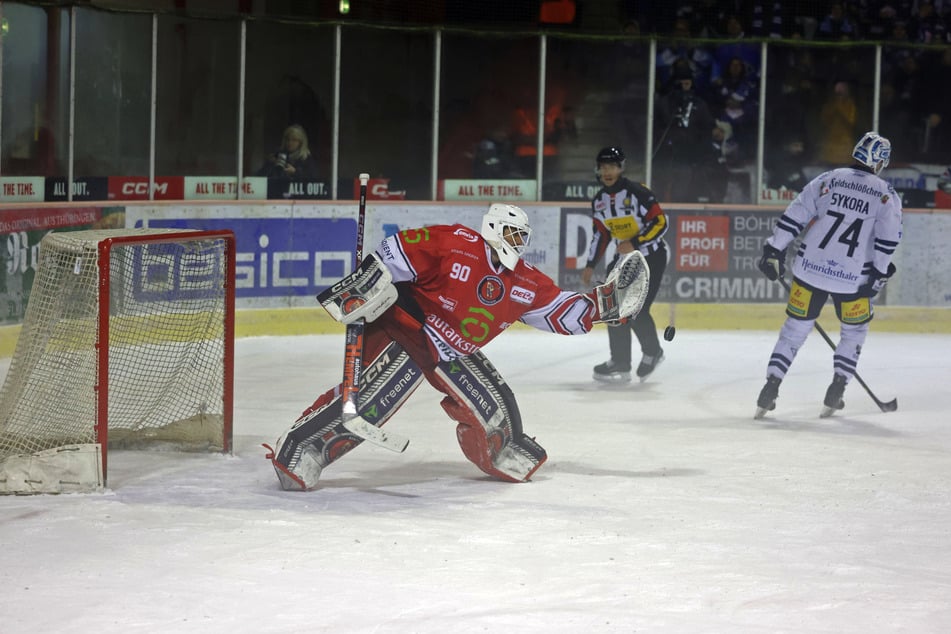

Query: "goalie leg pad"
<box><xmin>431</xmin><ymin>352</ymin><xmax>547</xmax><ymax>482</ymax></box>
<box><xmin>266</xmin><ymin>332</ymin><xmax>425</xmax><ymax>490</ymax></box>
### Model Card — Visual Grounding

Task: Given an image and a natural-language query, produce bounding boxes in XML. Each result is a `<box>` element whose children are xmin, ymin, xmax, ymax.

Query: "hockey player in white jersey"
<box><xmin>755</xmin><ymin>131</ymin><xmax>902</xmax><ymax>418</ymax></box>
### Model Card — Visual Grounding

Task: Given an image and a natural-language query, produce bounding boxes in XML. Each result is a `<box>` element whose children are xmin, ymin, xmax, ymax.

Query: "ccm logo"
<box><xmin>122</xmin><ymin>182</ymin><xmax>168</xmax><ymax>195</ymax></box>
<box><xmin>510</xmin><ymin>286</ymin><xmax>535</xmax><ymax>304</ymax></box>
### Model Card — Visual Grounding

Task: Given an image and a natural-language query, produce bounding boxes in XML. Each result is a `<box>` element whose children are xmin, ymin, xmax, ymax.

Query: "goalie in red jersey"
<box><xmin>266</xmin><ymin>203</ymin><xmax>649</xmax><ymax>490</ymax></box>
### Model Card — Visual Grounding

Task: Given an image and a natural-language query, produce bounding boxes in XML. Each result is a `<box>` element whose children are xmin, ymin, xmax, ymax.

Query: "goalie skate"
<box><xmin>263</xmin><ymin>405</ymin><xmax>335</xmax><ymax>491</ymax></box>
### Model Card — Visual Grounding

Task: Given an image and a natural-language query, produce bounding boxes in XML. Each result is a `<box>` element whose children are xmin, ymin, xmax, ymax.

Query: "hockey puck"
<box><xmin>664</xmin><ymin>325</ymin><xmax>676</xmax><ymax>341</ymax></box>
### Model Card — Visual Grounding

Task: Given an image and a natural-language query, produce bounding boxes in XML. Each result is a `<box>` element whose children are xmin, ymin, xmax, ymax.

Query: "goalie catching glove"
<box><xmin>317</xmin><ymin>253</ymin><xmax>398</xmax><ymax>325</ymax></box>
<box><xmin>592</xmin><ymin>250</ymin><xmax>650</xmax><ymax>325</ymax></box>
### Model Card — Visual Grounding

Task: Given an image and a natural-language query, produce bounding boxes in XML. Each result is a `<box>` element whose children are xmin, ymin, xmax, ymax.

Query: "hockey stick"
<box><xmin>339</xmin><ymin>173</ymin><xmax>409</xmax><ymax>452</ymax></box>
<box><xmin>777</xmin><ymin>277</ymin><xmax>897</xmax><ymax>413</ymax></box>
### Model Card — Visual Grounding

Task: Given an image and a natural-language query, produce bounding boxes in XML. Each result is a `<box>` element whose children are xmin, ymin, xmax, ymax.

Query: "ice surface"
<box><xmin>1</xmin><ymin>329</ymin><xmax>950</xmax><ymax>633</ymax></box>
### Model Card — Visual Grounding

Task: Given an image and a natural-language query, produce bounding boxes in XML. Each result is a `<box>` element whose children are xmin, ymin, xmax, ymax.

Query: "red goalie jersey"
<box><xmin>376</xmin><ymin>223</ymin><xmax>599</xmax><ymax>361</ymax></box>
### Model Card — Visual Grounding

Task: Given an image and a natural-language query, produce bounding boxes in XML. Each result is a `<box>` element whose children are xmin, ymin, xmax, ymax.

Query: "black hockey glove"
<box><xmin>757</xmin><ymin>244</ymin><xmax>786</xmax><ymax>281</ymax></box>
<box><xmin>858</xmin><ymin>262</ymin><xmax>897</xmax><ymax>298</ymax></box>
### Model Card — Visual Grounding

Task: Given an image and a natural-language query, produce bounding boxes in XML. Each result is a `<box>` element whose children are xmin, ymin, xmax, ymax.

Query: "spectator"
<box><xmin>884</xmin><ymin>50</ymin><xmax>927</xmax><ymax>145</ymax></box>
<box><xmin>909</xmin><ymin>0</ymin><xmax>947</xmax><ymax>43</ymax></box>
<box><xmin>749</xmin><ymin>1</ymin><xmax>796</xmax><ymax>39</ymax></box>
<box><xmin>656</xmin><ymin>18</ymin><xmax>717</xmax><ymax>95</ymax></box>
<box><xmin>510</xmin><ymin>84</ymin><xmax>576</xmax><ymax>180</ymax></box>
<box><xmin>709</xmin><ymin>56</ymin><xmax>758</xmax><ymax>113</ymax></box>
<box><xmin>698</xmin><ymin>119</ymin><xmax>740</xmax><ymax>202</ymax></box>
<box><xmin>678</xmin><ymin>0</ymin><xmax>723</xmax><ymax>39</ymax></box>
<box><xmin>816</xmin><ymin>80</ymin><xmax>857</xmax><ymax>165</ymax></box>
<box><xmin>887</xmin><ymin>19</ymin><xmax>913</xmax><ymax>43</ymax></box>
<box><xmin>920</xmin><ymin>48</ymin><xmax>951</xmax><ymax>162</ymax></box>
<box><xmin>714</xmin><ymin>14</ymin><xmax>761</xmax><ymax>77</ymax></box>
<box><xmin>653</xmin><ymin>61</ymin><xmax>716</xmax><ymax>202</ymax></box>
<box><xmin>816</xmin><ymin>2</ymin><xmax>859</xmax><ymax>40</ymax></box>
<box><xmin>718</xmin><ymin>91</ymin><xmax>755</xmax><ymax>161</ymax></box>
<box><xmin>765</xmin><ymin>57</ymin><xmax>815</xmax><ymax>190</ymax></box>
<box><xmin>471</xmin><ymin>127</ymin><xmax>519</xmax><ymax>179</ymax></box>
<box><xmin>860</xmin><ymin>2</ymin><xmax>900</xmax><ymax>39</ymax></box>
<box><xmin>257</xmin><ymin>124</ymin><xmax>318</xmax><ymax>180</ymax></box>
<box><xmin>878</xmin><ymin>80</ymin><xmax>917</xmax><ymax>156</ymax></box>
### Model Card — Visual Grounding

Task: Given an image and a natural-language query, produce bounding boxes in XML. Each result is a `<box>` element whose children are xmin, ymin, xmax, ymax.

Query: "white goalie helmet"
<box><xmin>481</xmin><ymin>203</ymin><xmax>532</xmax><ymax>271</ymax></box>
<box><xmin>852</xmin><ymin>131</ymin><xmax>891</xmax><ymax>175</ymax></box>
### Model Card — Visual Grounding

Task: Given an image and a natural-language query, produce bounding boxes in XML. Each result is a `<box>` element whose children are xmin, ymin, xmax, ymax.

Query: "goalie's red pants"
<box><xmin>297</xmin><ymin>304</ymin><xmax>546</xmax><ymax>482</ymax></box>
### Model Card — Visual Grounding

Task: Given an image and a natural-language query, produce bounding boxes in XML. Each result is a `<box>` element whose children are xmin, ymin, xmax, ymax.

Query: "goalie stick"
<box><xmin>339</xmin><ymin>173</ymin><xmax>410</xmax><ymax>452</ymax></box>
<box><xmin>777</xmin><ymin>277</ymin><xmax>897</xmax><ymax>413</ymax></box>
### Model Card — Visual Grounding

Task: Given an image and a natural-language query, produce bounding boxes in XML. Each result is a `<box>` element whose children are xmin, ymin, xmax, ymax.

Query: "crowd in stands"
<box><xmin>638</xmin><ymin>1</ymin><xmax>951</xmax><ymax>201</ymax></box>
<box><xmin>621</xmin><ymin>1</ymin><xmax>948</xmax><ymax>43</ymax></box>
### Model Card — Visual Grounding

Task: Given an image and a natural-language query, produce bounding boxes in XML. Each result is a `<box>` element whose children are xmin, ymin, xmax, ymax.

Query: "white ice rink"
<box><xmin>1</xmin><ymin>328</ymin><xmax>950</xmax><ymax>633</ymax></box>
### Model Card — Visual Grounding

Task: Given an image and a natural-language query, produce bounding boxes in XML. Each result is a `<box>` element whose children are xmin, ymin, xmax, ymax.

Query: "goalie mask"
<box><xmin>481</xmin><ymin>203</ymin><xmax>532</xmax><ymax>271</ymax></box>
<box><xmin>852</xmin><ymin>131</ymin><xmax>891</xmax><ymax>175</ymax></box>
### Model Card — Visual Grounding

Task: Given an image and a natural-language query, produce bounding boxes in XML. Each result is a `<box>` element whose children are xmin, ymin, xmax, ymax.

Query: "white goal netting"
<box><xmin>0</xmin><ymin>228</ymin><xmax>234</xmax><ymax>494</ymax></box>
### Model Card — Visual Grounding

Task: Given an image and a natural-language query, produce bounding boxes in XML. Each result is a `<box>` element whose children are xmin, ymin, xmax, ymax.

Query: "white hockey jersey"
<box><xmin>767</xmin><ymin>166</ymin><xmax>903</xmax><ymax>294</ymax></box>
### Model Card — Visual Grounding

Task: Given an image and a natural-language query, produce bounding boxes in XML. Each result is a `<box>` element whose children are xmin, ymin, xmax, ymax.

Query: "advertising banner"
<box><xmin>0</xmin><ymin>206</ymin><xmax>124</xmax><ymax>325</ymax></box>
<box><xmin>558</xmin><ymin>205</ymin><xmax>787</xmax><ymax>303</ymax></box>
<box><xmin>267</xmin><ymin>179</ymin><xmax>331</xmax><ymax>200</ymax></box>
<box><xmin>128</xmin><ymin>205</ymin><xmax>356</xmax><ymax>307</ymax></box>
<box><xmin>0</xmin><ymin>177</ymin><xmax>45</xmax><ymax>203</ymax></box>
<box><xmin>439</xmin><ymin>179</ymin><xmax>536</xmax><ymax>201</ymax></box>
<box><xmin>44</xmin><ymin>177</ymin><xmax>109</xmax><ymax>202</ymax></box>
<box><xmin>126</xmin><ymin>203</ymin><xmax>561</xmax><ymax>308</ymax></box>
<box><xmin>353</xmin><ymin>178</ymin><xmax>406</xmax><ymax>201</ymax></box>
<box><xmin>107</xmin><ymin>176</ymin><xmax>185</xmax><ymax>201</ymax></box>
<box><xmin>183</xmin><ymin>176</ymin><xmax>267</xmax><ymax>200</ymax></box>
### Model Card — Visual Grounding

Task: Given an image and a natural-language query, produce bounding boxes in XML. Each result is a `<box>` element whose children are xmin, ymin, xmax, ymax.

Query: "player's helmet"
<box><xmin>481</xmin><ymin>203</ymin><xmax>532</xmax><ymax>271</ymax></box>
<box><xmin>596</xmin><ymin>146</ymin><xmax>626</xmax><ymax>170</ymax></box>
<box><xmin>852</xmin><ymin>132</ymin><xmax>891</xmax><ymax>175</ymax></box>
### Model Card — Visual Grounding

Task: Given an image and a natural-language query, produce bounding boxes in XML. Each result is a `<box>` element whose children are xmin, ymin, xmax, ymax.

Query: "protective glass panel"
<box><xmin>244</xmin><ymin>21</ymin><xmax>334</xmax><ymax>199</ymax></box>
<box><xmin>339</xmin><ymin>25</ymin><xmax>433</xmax><ymax>200</ymax></box>
<box><xmin>155</xmin><ymin>15</ymin><xmax>239</xmax><ymax>179</ymax></box>
<box><xmin>438</xmin><ymin>33</ymin><xmax>537</xmax><ymax>201</ymax></box>
<box><xmin>0</xmin><ymin>3</ymin><xmax>69</xmax><ymax>180</ymax></box>
<box><xmin>543</xmin><ymin>35</ymin><xmax>651</xmax><ymax>201</ymax></box>
<box><xmin>763</xmin><ymin>43</ymin><xmax>875</xmax><ymax>202</ymax></box>
<box><xmin>654</xmin><ymin>31</ymin><xmax>762</xmax><ymax>204</ymax></box>
<box><xmin>74</xmin><ymin>8</ymin><xmax>151</xmax><ymax>179</ymax></box>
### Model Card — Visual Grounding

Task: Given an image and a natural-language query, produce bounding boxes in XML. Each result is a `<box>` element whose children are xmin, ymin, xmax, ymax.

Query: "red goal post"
<box><xmin>0</xmin><ymin>228</ymin><xmax>235</xmax><ymax>494</ymax></box>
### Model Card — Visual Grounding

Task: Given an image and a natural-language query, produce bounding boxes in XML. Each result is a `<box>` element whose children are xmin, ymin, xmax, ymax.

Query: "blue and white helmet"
<box><xmin>852</xmin><ymin>131</ymin><xmax>891</xmax><ymax>175</ymax></box>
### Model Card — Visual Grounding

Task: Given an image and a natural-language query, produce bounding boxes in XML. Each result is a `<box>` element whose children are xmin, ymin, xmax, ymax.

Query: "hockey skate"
<box><xmin>593</xmin><ymin>359</ymin><xmax>631</xmax><ymax>383</ymax></box>
<box><xmin>754</xmin><ymin>375</ymin><xmax>782</xmax><ymax>419</ymax></box>
<box><xmin>636</xmin><ymin>349</ymin><xmax>664</xmax><ymax>380</ymax></box>
<box><xmin>820</xmin><ymin>374</ymin><xmax>847</xmax><ymax>418</ymax></box>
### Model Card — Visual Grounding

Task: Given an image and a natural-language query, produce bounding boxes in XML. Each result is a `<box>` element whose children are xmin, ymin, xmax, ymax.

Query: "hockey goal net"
<box><xmin>0</xmin><ymin>228</ymin><xmax>235</xmax><ymax>494</ymax></box>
